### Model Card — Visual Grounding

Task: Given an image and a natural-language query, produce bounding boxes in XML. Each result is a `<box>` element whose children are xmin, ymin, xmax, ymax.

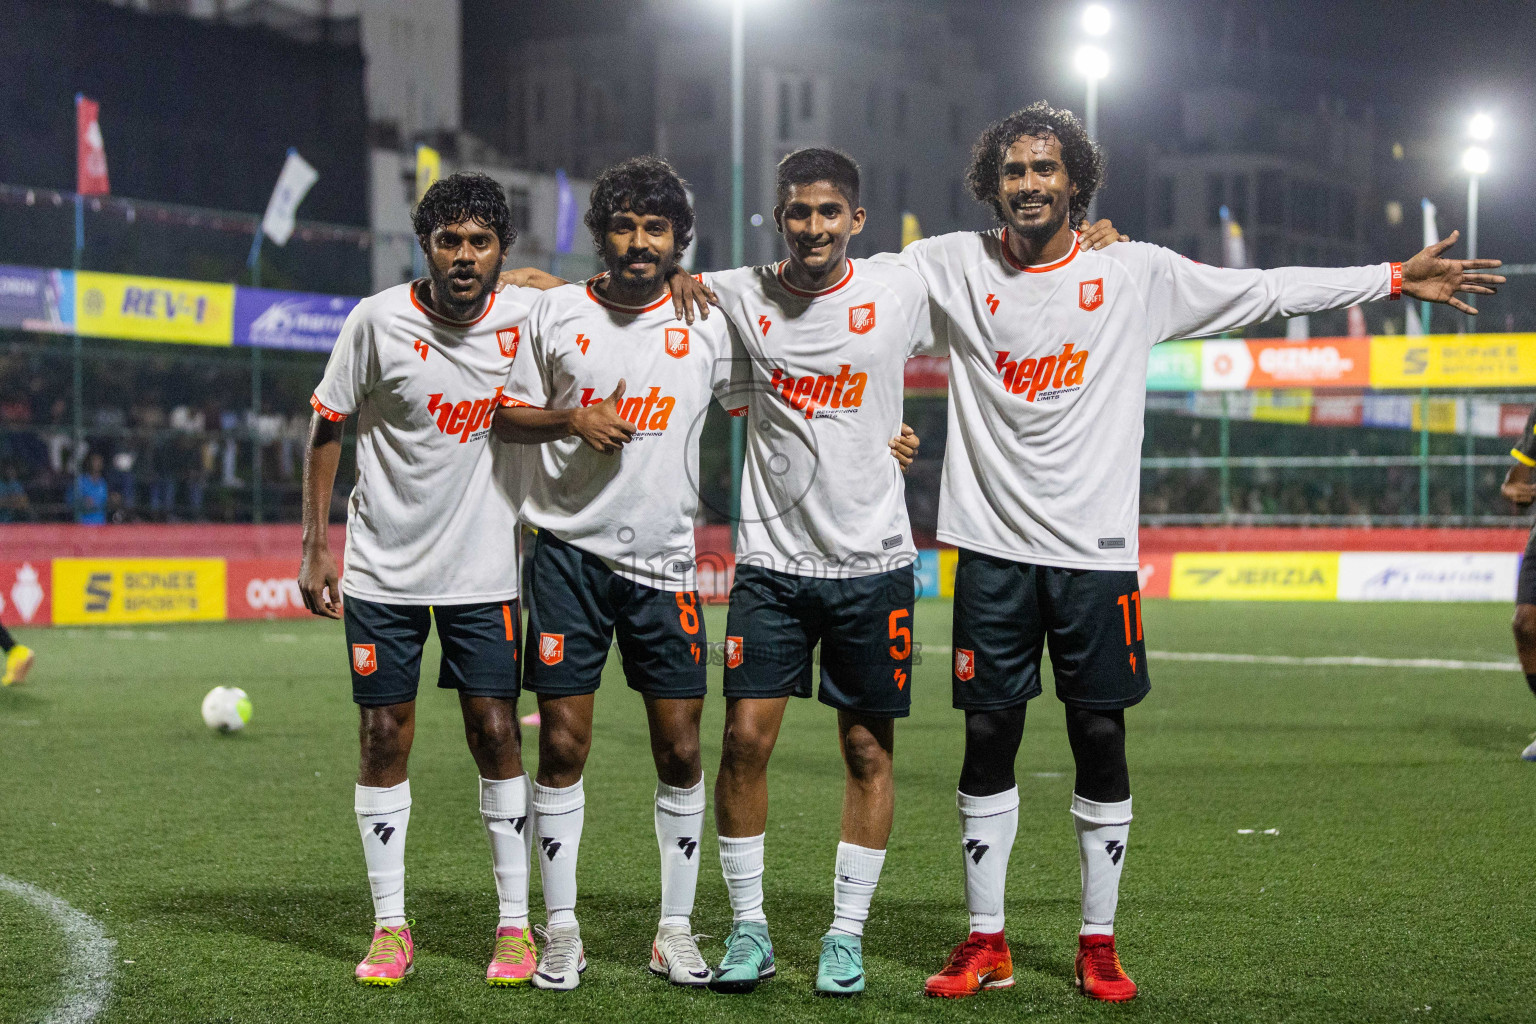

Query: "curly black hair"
<box><xmin>776</xmin><ymin>147</ymin><xmax>860</xmax><ymax>209</ymax></box>
<box><xmin>412</xmin><ymin>171</ymin><xmax>515</xmax><ymax>253</ymax></box>
<box><xmin>584</xmin><ymin>156</ymin><xmax>694</xmax><ymax>256</ymax></box>
<box><xmin>966</xmin><ymin>102</ymin><xmax>1104</xmax><ymax>226</ymax></box>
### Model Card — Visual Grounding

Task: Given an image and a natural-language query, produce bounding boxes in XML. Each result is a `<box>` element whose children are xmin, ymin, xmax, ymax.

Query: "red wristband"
<box><xmin>1389</xmin><ymin>262</ymin><xmax>1403</xmax><ymax>300</ymax></box>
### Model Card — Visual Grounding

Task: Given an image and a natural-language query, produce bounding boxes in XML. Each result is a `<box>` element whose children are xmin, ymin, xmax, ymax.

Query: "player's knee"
<box><xmin>1512</xmin><ymin>606</ymin><xmax>1536</xmax><ymax>649</ymax></box>
<box><xmin>466</xmin><ymin>715</ymin><xmax>521</xmax><ymax>761</ymax></box>
<box><xmin>358</xmin><ymin>706</ymin><xmax>411</xmax><ymax>760</ymax></box>
<box><xmin>841</xmin><ymin>725</ymin><xmax>892</xmax><ymax>784</ymax></box>
<box><xmin>653</xmin><ymin>735</ymin><xmax>702</xmax><ymax>784</ymax></box>
<box><xmin>720</xmin><ymin>720</ymin><xmax>774</xmax><ymax>776</ymax></box>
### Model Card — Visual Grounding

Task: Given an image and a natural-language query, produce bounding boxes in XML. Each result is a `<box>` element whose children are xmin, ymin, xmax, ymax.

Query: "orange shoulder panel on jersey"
<box><xmin>310</xmin><ymin>394</ymin><xmax>346</xmax><ymax>421</ymax></box>
<box><xmin>498</xmin><ymin>394</ymin><xmax>540</xmax><ymax>409</ymax></box>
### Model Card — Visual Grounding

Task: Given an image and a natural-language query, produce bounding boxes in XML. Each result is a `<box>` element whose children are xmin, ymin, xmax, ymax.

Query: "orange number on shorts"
<box><xmin>888</xmin><ymin>608</ymin><xmax>911</xmax><ymax>659</ymax></box>
<box><xmin>675</xmin><ymin>592</ymin><xmax>700</xmax><ymax>635</ymax></box>
<box><xmin>1116</xmin><ymin>592</ymin><xmax>1144</xmax><ymax>646</ymax></box>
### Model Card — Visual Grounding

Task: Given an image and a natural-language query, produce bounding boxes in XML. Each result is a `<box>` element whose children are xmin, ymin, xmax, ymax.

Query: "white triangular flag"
<box><xmin>261</xmin><ymin>149</ymin><xmax>319</xmax><ymax>246</ymax></box>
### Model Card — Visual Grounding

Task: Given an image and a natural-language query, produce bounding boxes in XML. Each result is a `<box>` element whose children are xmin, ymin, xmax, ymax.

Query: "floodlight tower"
<box><xmin>1075</xmin><ymin>5</ymin><xmax>1111</xmax><ymax>221</ymax></box>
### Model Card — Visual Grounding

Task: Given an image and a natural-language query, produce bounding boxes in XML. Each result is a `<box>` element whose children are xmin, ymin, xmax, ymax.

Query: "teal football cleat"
<box><xmin>813</xmin><ymin>933</ymin><xmax>865</xmax><ymax>997</ymax></box>
<box><xmin>709</xmin><ymin>920</ymin><xmax>775</xmax><ymax>993</ymax></box>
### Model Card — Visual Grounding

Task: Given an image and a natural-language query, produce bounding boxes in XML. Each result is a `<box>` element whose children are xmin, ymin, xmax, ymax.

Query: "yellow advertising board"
<box><xmin>52</xmin><ymin>558</ymin><xmax>227</xmax><ymax>625</ymax></box>
<box><xmin>74</xmin><ymin>271</ymin><xmax>235</xmax><ymax>346</ymax></box>
<box><xmin>1369</xmin><ymin>334</ymin><xmax>1536</xmax><ymax>389</ymax></box>
<box><xmin>1251</xmin><ymin>388</ymin><xmax>1313</xmax><ymax>424</ymax></box>
<box><xmin>938</xmin><ymin>547</ymin><xmax>959</xmax><ymax>597</ymax></box>
<box><xmin>1170</xmin><ymin>551</ymin><xmax>1339</xmax><ymax>601</ymax></box>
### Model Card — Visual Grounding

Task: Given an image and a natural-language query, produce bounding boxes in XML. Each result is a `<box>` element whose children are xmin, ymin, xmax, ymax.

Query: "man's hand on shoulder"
<box><xmin>666</xmin><ymin>267</ymin><xmax>717</xmax><ymax>325</ymax></box>
<box><xmin>1078</xmin><ymin>218</ymin><xmax>1129</xmax><ymax>251</ymax></box>
<box><xmin>1401</xmin><ymin>230</ymin><xmax>1505</xmax><ymax>315</ymax></box>
<box><xmin>497</xmin><ymin>267</ymin><xmax>568</xmax><ymax>292</ymax></box>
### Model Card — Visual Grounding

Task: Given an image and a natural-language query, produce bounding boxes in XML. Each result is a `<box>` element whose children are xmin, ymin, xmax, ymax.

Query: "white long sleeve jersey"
<box><xmin>310</xmin><ymin>281</ymin><xmax>540</xmax><ymax>604</ymax></box>
<box><xmin>881</xmin><ymin>231</ymin><xmax>1398</xmax><ymax>569</ymax></box>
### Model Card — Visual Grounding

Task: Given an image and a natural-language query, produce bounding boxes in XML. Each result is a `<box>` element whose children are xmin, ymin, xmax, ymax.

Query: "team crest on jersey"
<box><xmin>497</xmin><ymin>327</ymin><xmax>520</xmax><ymax>359</ymax></box>
<box><xmin>665</xmin><ymin>327</ymin><xmax>690</xmax><ymax>358</ymax></box>
<box><xmin>539</xmin><ymin>633</ymin><xmax>565</xmax><ymax>666</ymax></box>
<box><xmin>954</xmin><ymin>647</ymin><xmax>975</xmax><ymax>682</ymax></box>
<box><xmin>848</xmin><ymin>302</ymin><xmax>876</xmax><ymax>335</ymax></box>
<box><xmin>1079</xmin><ymin>278</ymin><xmax>1104</xmax><ymax>312</ymax></box>
<box><xmin>725</xmin><ymin>636</ymin><xmax>744</xmax><ymax>669</ymax></box>
<box><xmin>353</xmin><ymin>644</ymin><xmax>377</xmax><ymax>676</ymax></box>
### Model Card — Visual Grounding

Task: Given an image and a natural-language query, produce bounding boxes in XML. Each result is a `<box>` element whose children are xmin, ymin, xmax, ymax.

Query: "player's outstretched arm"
<box><xmin>493</xmin><ymin>380</ymin><xmax>637</xmax><ymax>453</ymax></box>
<box><xmin>1401</xmin><ymin>230</ymin><xmax>1505</xmax><ymax>315</ymax></box>
<box><xmin>890</xmin><ymin>422</ymin><xmax>920</xmax><ymax>473</ymax></box>
<box><xmin>1502</xmin><ymin>464</ymin><xmax>1536</xmax><ymax>506</ymax></box>
<box><xmin>497</xmin><ymin>267</ymin><xmax>568</xmax><ymax>291</ymax></box>
<box><xmin>1078</xmin><ymin>218</ymin><xmax>1128</xmax><ymax>250</ymax></box>
<box><xmin>298</xmin><ymin>413</ymin><xmax>344</xmax><ymax>619</ymax></box>
<box><xmin>666</xmin><ymin>267</ymin><xmax>716</xmax><ymax>325</ymax></box>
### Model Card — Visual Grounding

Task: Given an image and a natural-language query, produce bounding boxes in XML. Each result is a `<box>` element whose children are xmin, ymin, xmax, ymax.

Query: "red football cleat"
<box><xmin>1075</xmin><ymin>933</ymin><xmax>1137</xmax><ymax>1001</ymax></box>
<box><xmin>923</xmin><ymin>931</ymin><xmax>1014</xmax><ymax>998</ymax></box>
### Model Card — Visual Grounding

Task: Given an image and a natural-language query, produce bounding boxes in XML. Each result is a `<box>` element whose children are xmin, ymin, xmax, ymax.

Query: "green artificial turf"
<box><xmin>1</xmin><ymin>600</ymin><xmax>1532</xmax><ymax>1023</ymax></box>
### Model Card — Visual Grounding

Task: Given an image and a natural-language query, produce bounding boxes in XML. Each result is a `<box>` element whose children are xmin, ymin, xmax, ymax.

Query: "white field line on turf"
<box><xmin>0</xmin><ymin>874</ymin><xmax>115</xmax><ymax>1024</ymax></box>
<box><xmin>918</xmin><ymin>644</ymin><xmax>1519</xmax><ymax>673</ymax></box>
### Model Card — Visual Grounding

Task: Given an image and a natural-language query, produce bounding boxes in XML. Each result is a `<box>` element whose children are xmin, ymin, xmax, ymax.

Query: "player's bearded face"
<box><xmin>601</xmin><ymin>211</ymin><xmax>678</xmax><ymax>292</ymax></box>
<box><xmin>998</xmin><ymin>133</ymin><xmax>1075</xmax><ymax>244</ymax></box>
<box><xmin>424</xmin><ymin>219</ymin><xmax>503</xmax><ymax>315</ymax></box>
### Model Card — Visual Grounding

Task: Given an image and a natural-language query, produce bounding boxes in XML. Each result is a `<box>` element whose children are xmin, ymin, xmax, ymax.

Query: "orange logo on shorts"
<box><xmin>954</xmin><ymin>647</ymin><xmax>975</xmax><ymax>682</ymax></box>
<box><xmin>353</xmin><ymin>644</ymin><xmax>377</xmax><ymax>676</ymax></box>
<box><xmin>725</xmin><ymin>636</ymin><xmax>743</xmax><ymax>669</ymax></box>
<box><xmin>539</xmin><ymin>633</ymin><xmax>565</xmax><ymax>665</ymax></box>
<box><xmin>894</xmin><ymin>668</ymin><xmax>907</xmax><ymax>690</ymax></box>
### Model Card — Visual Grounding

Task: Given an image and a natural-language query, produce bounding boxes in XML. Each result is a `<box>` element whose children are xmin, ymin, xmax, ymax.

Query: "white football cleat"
<box><xmin>1522</xmin><ymin>735</ymin><xmax>1536</xmax><ymax>761</ymax></box>
<box><xmin>531</xmin><ymin>924</ymin><xmax>586</xmax><ymax>991</ymax></box>
<box><xmin>650</xmin><ymin>924</ymin><xmax>711</xmax><ymax>987</ymax></box>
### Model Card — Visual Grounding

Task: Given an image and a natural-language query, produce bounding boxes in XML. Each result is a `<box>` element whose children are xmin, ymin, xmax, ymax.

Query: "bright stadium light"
<box><xmin>1468</xmin><ymin>112</ymin><xmax>1494</xmax><ymax>141</ymax></box>
<box><xmin>1462</xmin><ymin>146</ymin><xmax>1490</xmax><ymax>175</ymax></box>
<box><xmin>1074</xmin><ymin>44</ymin><xmax>1110</xmax><ymax>81</ymax></box>
<box><xmin>1082</xmin><ymin>4</ymin><xmax>1111</xmax><ymax>36</ymax></box>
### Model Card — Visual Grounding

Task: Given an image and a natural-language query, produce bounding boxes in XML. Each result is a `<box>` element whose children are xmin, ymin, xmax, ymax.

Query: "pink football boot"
<box><xmin>355</xmin><ymin>921</ymin><xmax>414</xmax><ymax>987</ymax></box>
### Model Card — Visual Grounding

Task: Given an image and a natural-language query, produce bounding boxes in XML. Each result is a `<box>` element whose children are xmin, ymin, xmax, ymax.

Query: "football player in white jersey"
<box><xmin>299</xmin><ymin>173</ymin><xmax>548</xmax><ymax>988</ymax></box>
<box><xmin>493</xmin><ymin>157</ymin><xmax>743</xmax><ymax>991</ymax></box>
<box><xmin>695</xmin><ymin>148</ymin><xmax>936</xmax><ymax>997</ymax></box>
<box><xmin>883</xmin><ymin>103</ymin><xmax>1503</xmax><ymax>1001</ymax></box>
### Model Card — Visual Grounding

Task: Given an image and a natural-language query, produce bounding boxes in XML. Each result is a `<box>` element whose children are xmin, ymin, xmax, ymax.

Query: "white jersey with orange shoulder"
<box><xmin>501</xmin><ymin>276</ymin><xmax>742</xmax><ymax>592</ymax></box>
<box><xmin>310</xmin><ymin>280</ymin><xmax>542</xmax><ymax>604</ymax></box>
<box><xmin>706</xmin><ymin>257</ymin><xmax>938</xmax><ymax>578</ymax></box>
<box><xmin>875</xmin><ymin>230</ymin><xmax>1400</xmax><ymax>570</ymax></box>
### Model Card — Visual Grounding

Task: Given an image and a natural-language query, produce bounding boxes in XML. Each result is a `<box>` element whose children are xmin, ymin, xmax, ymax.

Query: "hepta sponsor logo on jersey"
<box><xmin>579</xmin><ymin>386</ymin><xmax>677</xmax><ymax>432</ymax></box>
<box><xmin>767</xmin><ymin>364</ymin><xmax>870</xmax><ymax>420</ymax></box>
<box><xmin>994</xmin><ymin>342</ymin><xmax>1089</xmax><ymax>402</ymax></box>
<box><xmin>428</xmin><ymin>386</ymin><xmax>504</xmax><ymax>443</ymax></box>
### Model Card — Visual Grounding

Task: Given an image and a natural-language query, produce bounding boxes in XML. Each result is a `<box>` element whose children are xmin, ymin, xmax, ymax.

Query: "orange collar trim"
<box><xmin>776</xmin><ymin>258</ymin><xmax>854</xmax><ymax>298</ymax></box>
<box><xmin>586</xmin><ymin>274</ymin><xmax>672</xmax><ymax>313</ymax></box>
<box><xmin>410</xmin><ymin>280</ymin><xmax>498</xmax><ymax>327</ymax></box>
<box><xmin>1000</xmin><ymin>230</ymin><xmax>1080</xmax><ymax>274</ymax></box>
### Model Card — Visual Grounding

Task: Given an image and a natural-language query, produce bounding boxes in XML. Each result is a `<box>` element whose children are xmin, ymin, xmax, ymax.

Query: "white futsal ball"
<box><xmin>202</xmin><ymin>686</ymin><xmax>253</xmax><ymax>733</ymax></box>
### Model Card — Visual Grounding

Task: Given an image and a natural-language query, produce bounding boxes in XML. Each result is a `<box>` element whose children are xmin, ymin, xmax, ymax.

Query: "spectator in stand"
<box><xmin>0</xmin><ymin>461</ymin><xmax>28</xmax><ymax>522</ymax></box>
<box><xmin>71</xmin><ymin>452</ymin><xmax>109</xmax><ymax>525</ymax></box>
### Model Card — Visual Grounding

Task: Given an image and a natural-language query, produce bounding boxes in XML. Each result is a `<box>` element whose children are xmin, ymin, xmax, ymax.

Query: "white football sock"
<box><xmin>533</xmin><ymin>778</ymin><xmax>585</xmax><ymax>930</ymax></box>
<box><xmin>355</xmin><ymin>780</ymin><xmax>411</xmax><ymax>927</ymax></box>
<box><xmin>829</xmin><ymin>841</ymin><xmax>886</xmax><ymax>937</ymax></box>
<box><xmin>1071</xmin><ymin>793</ymin><xmax>1132</xmax><ymax>937</ymax></box>
<box><xmin>655</xmin><ymin>779</ymin><xmax>706</xmax><ymax>929</ymax></box>
<box><xmin>957</xmin><ymin>787</ymin><xmax>1018</xmax><ymax>934</ymax></box>
<box><xmin>480</xmin><ymin>775</ymin><xmax>531</xmax><ymax>930</ymax></box>
<box><xmin>718</xmin><ymin>833</ymin><xmax>767</xmax><ymax>924</ymax></box>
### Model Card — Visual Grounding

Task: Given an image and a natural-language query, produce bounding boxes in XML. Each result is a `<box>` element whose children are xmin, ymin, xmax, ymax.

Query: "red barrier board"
<box><xmin>226</xmin><ymin>559</ymin><xmax>310</xmax><ymax>620</ymax></box>
<box><xmin>1138</xmin><ymin>526</ymin><xmax>1528</xmax><ymax>554</ymax></box>
<box><xmin>0</xmin><ymin>560</ymin><xmax>52</xmax><ymax>627</ymax></box>
<box><xmin>0</xmin><ymin>524</ymin><xmax>346</xmax><ymax>561</ymax></box>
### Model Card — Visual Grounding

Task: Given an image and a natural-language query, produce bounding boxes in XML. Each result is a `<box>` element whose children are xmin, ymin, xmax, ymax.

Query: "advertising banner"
<box><xmin>1369</xmin><ymin>334</ymin><xmax>1536</xmax><ymax>389</ymax></box>
<box><xmin>1137</xmin><ymin>552</ymin><xmax>1173</xmax><ymax>599</ymax></box>
<box><xmin>1147</xmin><ymin>340</ymin><xmax>1202</xmax><ymax>390</ymax></box>
<box><xmin>1246</xmin><ymin>338</ymin><xmax>1370</xmax><ymax>388</ymax></box>
<box><xmin>233</xmin><ymin>288</ymin><xmax>358</xmax><ymax>352</ymax></box>
<box><xmin>1169</xmin><ymin>551</ymin><xmax>1340</xmax><ymax>601</ymax></box>
<box><xmin>225</xmin><ymin>559</ymin><xmax>307</xmax><ymax>620</ymax></box>
<box><xmin>52</xmin><ymin>558</ymin><xmax>226</xmax><ymax>625</ymax></box>
<box><xmin>0</xmin><ymin>561</ymin><xmax>51</xmax><ymax>627</ymax></box>
<box><xmin>913</xmin><ymin>549</ymin><xmax>942</xmax><ymax>599</ymax></box>
<box><xmin>0</xmin><ymin>266</ymin><xmax>73</xmax><ymax>334</ymax></box>
<box><xmin>1336</xmin><ymin>552</ymin><xmax>1518</xmax><ymax>602</ymax></box>
<box><xmin>75</xmin><ymin>271</ymin><xmax>234</xmax><ymax>346</ymax></box>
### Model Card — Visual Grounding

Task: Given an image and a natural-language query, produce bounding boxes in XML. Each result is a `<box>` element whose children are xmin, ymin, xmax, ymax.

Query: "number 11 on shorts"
<box><xmin>1116</xmin><ymin>592</ymin><xmax>1143</xmax><ymax>646</ymax></box>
